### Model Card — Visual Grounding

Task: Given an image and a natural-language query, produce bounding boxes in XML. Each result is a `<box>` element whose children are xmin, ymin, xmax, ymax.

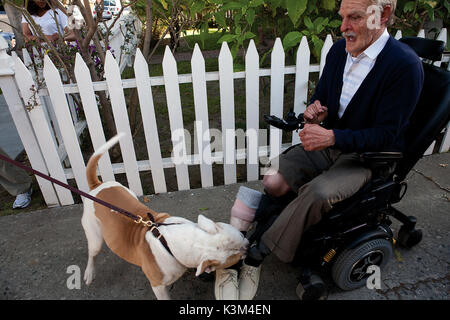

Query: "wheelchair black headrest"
<box><xmin>399</xmin><ymin>37</ymin><xmax>445</xmax><ymax>61</ymax></box>
<box><xmin>395</xmin><ymin>62</ymin><xmax>450</xmax><ymax>180</ymax></box>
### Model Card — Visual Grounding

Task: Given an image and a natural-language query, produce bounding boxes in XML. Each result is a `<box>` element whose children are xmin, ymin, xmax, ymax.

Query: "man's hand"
<box><xmin>304</xmin><ymin>100</ymin><xmax>328</xmax><ymax>124</ymax></box>
<box><xmin>299</xmin><ymin>124</ymin><xmax>335</xmax><ymax>151</ymax></box>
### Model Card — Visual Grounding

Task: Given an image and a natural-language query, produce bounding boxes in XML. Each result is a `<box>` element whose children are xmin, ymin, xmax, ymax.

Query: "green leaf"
<box><xmin>249</xmin><ymin>0</ymin><xmax>265</xmax><ymax>7</ymax></box>
<box><xmin>286</xmin><ymin>0</ymin><xmax>308</xmax><ymax>26</ymax></box>
<box><xmin>246</xmin><ymin>8</ymin><xmax>256</xmax><ymax>25</ymax></box>
<box><xmin>321</xmin><ymin>0</ymin><xmax>335</xmax><ymax>11</ymax></box>
<box><xmin>222</xmin><ymin>2</ymin><xmax>245</xmax><ymax>11</ymax></box>
<box><xmin>158</xmin><ymin>0</ymin><xmax>169</xmax><ymax>10</ymax></box>
<box><xmin>244</xmin><ymin>31</ymin><xmax>256</xmax><ymax>39</ymax></box>
<box><xmin>445</xmin><ymin>0</ymin><xmax>450</xmax><ymax>13</ymax></box>
<box><xmin>283</xmin><ymin>31</ymin><xmax>302</xmax><ymax>51</ymax></box>
<box><xmin>426</xmin><ymin>5</ymin><xmax>435</xmax><ymax>20</ymax></box>
<box><xmin>304</xmin><ymin>16</ymin><xmax>314</xmax><ymax>30</ymax></box>
<box><xmin>403</xmin><ymin>1</ymin><xmax>415</xmax><ymax>13</ymax></box>
<box><xmin>315</xmin><ymin>17</ymin><xmax>329</xmax><ymax>33</ymax></box>
<box><xmin>215</xmin><ymin>12</ymin><xmax>227</xmax><ymax>28</ymax></box>
<box><xmin>311</xmin><ymin>35</ymin><xmax>324</xmax><ymax>58</ymax></box>
<box><xmin>329</xmin><ymin>19</ymin><xmax>341</xmax><ymax>28</ymax></box>
<box><xmin>217</xmin><ymin>34</ymin><xmax>236</xmax><ymax>43</ymax></box>
<box><xmin>231</xmin><ymin>43</ymin><xmax>240</xmax><ymax>60</ymax></box>
<box><xmin>268</xmin><ymin>0</ymin><xmax>283</xmax><ymax>9</ymax></box>
<box><xmin>191</xmin><ymin>1</ymin><xmax>205</xmax><ymax>15</ymax></box>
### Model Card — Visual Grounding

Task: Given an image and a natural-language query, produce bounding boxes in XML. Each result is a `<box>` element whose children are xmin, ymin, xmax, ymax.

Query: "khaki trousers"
<box><xmin>261</xmin><ymin>145</ymin><xmax>372</xmax><ymax>263</ymax></box>
<box><xmin>0</xmin><ymin>147</ymin><xmax>32</xmax><ymax>196</ymax></box>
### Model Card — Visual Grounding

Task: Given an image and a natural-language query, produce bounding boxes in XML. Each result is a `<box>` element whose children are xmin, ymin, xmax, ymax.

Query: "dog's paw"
<box><xmin>84</xmin><ymin>268</ymin><xmax>95</xmax><ymax>285</ymax></box>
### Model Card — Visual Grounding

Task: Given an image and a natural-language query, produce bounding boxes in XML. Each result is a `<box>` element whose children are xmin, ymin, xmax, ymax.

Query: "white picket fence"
<box><xmin>0</xmin><ymin>28</ymin><xmax>448</xmax><ymax>207</ymax></box>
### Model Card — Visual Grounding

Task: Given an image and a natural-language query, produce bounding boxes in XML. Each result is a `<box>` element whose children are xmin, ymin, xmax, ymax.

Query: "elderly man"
<box><xmin>214</xmin><ymin>0</ymin><xmax>424</xmax><ymax>300</ymax></box>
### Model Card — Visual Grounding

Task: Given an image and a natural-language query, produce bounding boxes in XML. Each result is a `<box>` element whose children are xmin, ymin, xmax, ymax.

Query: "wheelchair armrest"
<box><xmin>361</xmin><ymin>152</ymin><xmax>403</xmax><ymax>179</ymax></box>
<box><xmin>361</xmin><ymin>152</ymin><xmax>403</xmax><ymax>162</ymax></box>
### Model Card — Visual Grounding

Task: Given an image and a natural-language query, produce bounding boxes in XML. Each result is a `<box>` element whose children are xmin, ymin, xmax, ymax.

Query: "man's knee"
<box><xmin>263</xmin><ymin>171</ymin><xmax>291</xmax><ymax>197</ymax></box>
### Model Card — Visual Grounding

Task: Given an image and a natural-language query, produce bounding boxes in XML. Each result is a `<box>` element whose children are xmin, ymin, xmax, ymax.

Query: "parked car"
<box><xmin>105</xmin><ymin>0</ymin><xmax>121</xmax><ymax>16</ymax></box>
<box><xmin>92</xmin><ymin>1</ymin><xmax>113</xmax><ymax>20</ymax></box>
<box><xmin>0</xmin><ymin>30</ymin><xmax>15</xmax><ymax>50</ymax></box>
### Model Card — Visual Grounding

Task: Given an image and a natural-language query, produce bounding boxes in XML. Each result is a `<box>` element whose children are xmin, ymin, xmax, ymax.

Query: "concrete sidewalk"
<box><xmin>0</xmin><ymin>153</ymin><xmax>448</xmax><ymax>300</ymax></box>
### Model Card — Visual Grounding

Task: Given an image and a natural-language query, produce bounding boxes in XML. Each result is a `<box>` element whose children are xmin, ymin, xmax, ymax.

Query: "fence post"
<box><xmin>0</xmin><ymin>37</ymin><xmax>59</xmax><ymax>207</ymax></box>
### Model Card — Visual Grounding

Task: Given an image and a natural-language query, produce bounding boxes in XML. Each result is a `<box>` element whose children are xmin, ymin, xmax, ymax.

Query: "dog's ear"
<box><xmin>195</xmin><ymin>259</ymin><xmax>221</xmax><ymax>276</ymax></box>
<box><xmin>197</xmin><ymin>214</ymin><xmax>218</xmax><ymax>234</ymax></box>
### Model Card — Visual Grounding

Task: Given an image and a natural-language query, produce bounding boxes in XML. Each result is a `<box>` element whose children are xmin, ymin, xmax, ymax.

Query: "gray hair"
<box><xmin>369</xmin><ymin>0</ymin><xmax>397</xmax><ymax>26</ymax></box>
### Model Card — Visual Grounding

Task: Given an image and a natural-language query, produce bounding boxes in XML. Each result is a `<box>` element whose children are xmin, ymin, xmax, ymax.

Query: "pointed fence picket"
<box><xmin>191</xmin><ymin>44</ymin><xmax>214</xmax><ymax>188</ymax></box>
<box><xmin>269</xmin><ymin>38</ymin><xmax>285</xmax><ymax>163</ymax></box>
<box><xmin>218</xmin><ymin>42</ymin><xmax>237</xmax><ymax>185</ymax></box>
<box><xmin>43</xmin><ymin>55</ymin><xmax>89</xmax><ymax>193</ymax></box>
<box><xmin>245</xmin><ymin>40</ymin><xmax>260</xmax><ymax>182</ymax></box>
<box><xmin>2</xmin><ymin>28</ymin><xmax>449</xmax><ymax>207</ymax></box>
<box><xmin>134</xmin><ymin>49</ymin><xmax>167</xmax><ymax>194</ymax></box>
<box><xmin>14</xmin><ymin>57</ymin><xmax>74</xmax><ymax>205</ymax></box>
<box><xmin>104</xmin><ymin>51</ymin><xmax>143</xmax><ymax>196</ymax></box>
<box><xmin>162</xmin><ymin>46</ymin><xmax>190</xmax><ymax>191</ymax></box>
<box><xmin>74</xmin><ymin>53</ymin><xmax>116</xmax><ymax>183</ymax></box>
<box><xmin>292</xmin><ymin>36</ymin><xmax>310</xmax><ymax>146</ymax></box>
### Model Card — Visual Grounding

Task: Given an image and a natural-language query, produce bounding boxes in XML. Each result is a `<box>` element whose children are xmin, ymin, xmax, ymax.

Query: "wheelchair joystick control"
<box><xmin>264</xmin><ymin>109</ymin><xmax>305</xmax><ymax>132</ymax></box>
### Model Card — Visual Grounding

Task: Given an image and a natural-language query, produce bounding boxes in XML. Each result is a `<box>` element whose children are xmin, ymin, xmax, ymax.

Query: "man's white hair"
<box><xmin>369</xmin><ymin>0</ymin><xmax>397</xmax><ymax>26</ymax></box>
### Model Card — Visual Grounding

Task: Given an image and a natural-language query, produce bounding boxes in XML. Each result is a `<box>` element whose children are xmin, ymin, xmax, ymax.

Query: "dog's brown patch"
<box><xmin>93</xmin><ymin>186</ymin><xmax>170</xmax><ymax>287</ymax></box>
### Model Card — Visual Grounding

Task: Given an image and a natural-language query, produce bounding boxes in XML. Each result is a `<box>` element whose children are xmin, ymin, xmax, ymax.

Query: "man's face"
<box><xmin>339</xmin><ymin>0</ymin><xmax>383</xmax><ymax>57</ymax></box>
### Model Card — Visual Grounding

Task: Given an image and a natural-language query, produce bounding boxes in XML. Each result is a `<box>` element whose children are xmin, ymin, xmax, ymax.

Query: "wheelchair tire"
<box><xmin>331</xmin><ymin>238</ymin><xmax>393</xmax><ymax>291</ymax></box>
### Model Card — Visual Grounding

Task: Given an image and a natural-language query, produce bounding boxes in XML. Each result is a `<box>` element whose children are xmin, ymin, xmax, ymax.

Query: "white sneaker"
<box><xmin>239</xmin><ymin>262</ymin><xmax>261</xmax><ymax>300</ymax></box>
<box><xmin>215</xmin><ymin>268</ymin><xmax>239</xmax><ymax>300</ymax></box>
<box><xmin>12</xmin><ymin>187</ymin><xmax>32</xmax><ymax>209</ymax></box>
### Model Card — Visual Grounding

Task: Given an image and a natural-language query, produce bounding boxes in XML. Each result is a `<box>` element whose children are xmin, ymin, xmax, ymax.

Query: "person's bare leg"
<box><xmin>262</xmin><ymin>168</ymin><xmax>292</xmax><ymax>197</ymax></box>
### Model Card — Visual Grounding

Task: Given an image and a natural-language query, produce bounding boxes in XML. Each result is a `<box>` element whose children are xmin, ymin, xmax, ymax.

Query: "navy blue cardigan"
<box><xmin>310</xmin><ymin>36</ymin><xmax>424</xmax><ymax>153</ymax></box>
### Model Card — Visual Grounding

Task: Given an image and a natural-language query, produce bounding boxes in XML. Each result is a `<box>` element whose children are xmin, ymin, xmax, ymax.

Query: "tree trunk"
<box><xmin>3</xmin><ymin>2</ymin><xmax>24</xmax><ymax>51</ymax></box>
<box><xmin>142</xmin><ymin>0</ymin><xmax>153</xmax><ymax>62</ymax></box>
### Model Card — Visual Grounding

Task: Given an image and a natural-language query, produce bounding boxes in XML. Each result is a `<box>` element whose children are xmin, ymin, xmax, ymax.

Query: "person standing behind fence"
<box><xmin>0</xmin><ymin>147</ymin><xmax>33</xmax><ymax>209</ymax></box>
<box><xmin>21</xmin><ymin>0</ymin><xmax>75</xmax><ymax>43</ymax></box>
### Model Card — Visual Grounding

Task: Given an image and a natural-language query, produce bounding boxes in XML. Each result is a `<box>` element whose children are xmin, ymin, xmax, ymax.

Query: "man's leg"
<box><xmin>262</xmin><ymin>152</ymin><xmax>372</xmax><ymax>263</ymax></box>
<box><xmin>239</xmin><ymin>145</ymin><xmax>341</xmax><ymax>299</ymax></box>
<box><xmin>215</xmin><ymin>187</ymin><xmax>262</xmax><ymax>300</ymax></box>
<box><xmin>0</xmin><ymin>147</ymin><xmax>33</xmax><ymax>208</ymax></box>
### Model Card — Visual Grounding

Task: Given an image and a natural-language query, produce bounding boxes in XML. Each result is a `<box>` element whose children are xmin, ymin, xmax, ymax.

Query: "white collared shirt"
<box><xmin>338</xmin><ymin>28</ymin><xmax>390</xmax><ymax>118</ymax></box>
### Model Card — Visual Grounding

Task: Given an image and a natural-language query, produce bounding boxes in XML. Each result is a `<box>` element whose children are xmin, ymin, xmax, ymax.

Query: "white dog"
<box><xmin>81</xmin><ymin>133</ymin><xmax>248</xmax><ymax>299</ymax></box>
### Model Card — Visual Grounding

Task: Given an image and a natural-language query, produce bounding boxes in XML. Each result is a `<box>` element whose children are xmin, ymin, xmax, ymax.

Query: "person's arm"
<box><xmin>22</xmin><ymin>22</ymin><xmax>38</xmax><ymax>42</ymax></box>
<box><xmin>332</xmin><ymin>60</ymin><xmax>424</xmax><ymax>153</ymax></box>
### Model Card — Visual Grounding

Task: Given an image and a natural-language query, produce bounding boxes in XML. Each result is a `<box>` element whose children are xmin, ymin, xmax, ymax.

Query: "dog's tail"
<box><xmin>86</xmin><ymin>132</ymin><xmax>125</xmax><ymax>190</ymax></box>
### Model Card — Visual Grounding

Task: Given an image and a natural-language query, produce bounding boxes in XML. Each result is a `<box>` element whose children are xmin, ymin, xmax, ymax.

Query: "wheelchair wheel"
<box><xmin>331</xmin><ymin>238</ymin><xmax>393</xmax><ymax>291</ymax></box>
<box><xmin>398</xmin><ymin>226</ymin><xmax>423</xmax><ymax>248</ymax></box>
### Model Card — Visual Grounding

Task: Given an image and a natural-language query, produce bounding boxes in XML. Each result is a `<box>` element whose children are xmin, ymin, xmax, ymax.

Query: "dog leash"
<box><xmin>0</xmin><ymin>152</ymin><xmax>176</xmax><ymax>256</ymax></box>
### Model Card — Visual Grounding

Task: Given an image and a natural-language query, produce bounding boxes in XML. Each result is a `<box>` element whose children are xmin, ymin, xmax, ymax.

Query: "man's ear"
<box><xmin>197</xmin><ymin>214</ymin><xmax>218</xmax><ymax>234</ymax></box>
<box><xmin>195</xmin><ymin>259</ymin><xmax>221</xmax><ymax>276</ymax></box>
<box><xmin>380</xmin><ymin>4</ymin><xmax>392</xmax><ymax>26</ymax></box>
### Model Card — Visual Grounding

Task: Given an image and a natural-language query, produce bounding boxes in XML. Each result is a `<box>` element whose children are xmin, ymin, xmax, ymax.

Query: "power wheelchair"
<box><xmin>250</xmin><ymin>37</ymin><xmax>450</xmax><ymax>299</ymax></box>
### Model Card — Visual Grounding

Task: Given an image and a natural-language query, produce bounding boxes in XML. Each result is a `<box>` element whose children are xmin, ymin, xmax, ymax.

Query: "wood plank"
<box><xmin>191</xmin><ymin>44</ymin><xmax>214</xmax><ymax>187</ymax></box>
<box><xmin>74</xmin><ymin>53</ymin><xmax>115</xmax><ymax>183</ymax></box>
<box><xmin>269</xmin><ymin>38</ymin><xmax>284</xmax><ymax>161</ymax></box>
<box><xmin>292</xmin><ymin>36</ymin><xmax>310</xmax><ymax>145</ymax></box>
<box><xmin>14</xmin><ymin>57</ymin><xmax>74</xmax><ymax>205</ymax></box>
<box><xmin>218</xmin><ymin>41</ymin><xmax>237</xmax><ymax>184</ymax></box>
<box><xmin>43</xmin><ymin>55</ymin><xmax>89</xmax><ymax>193</ymax></box>
<box><xmin>162</xmin><ymin>46</ymin><xmax>190</xmax><ymax>190</ymax></box>
<box><xmin>134</xmin><ymin>49</ymin><xmax>167</xmax><ymax>193</ymax></box>
<box><xmin>245</xmin><ymin>39</ymin><xmax>260</xmax><ymax>181</ymax></box>
<box><xmin>104</xmin><ymin>50</ymin><xmax>143</xmax><ymax>195</ymax></box>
